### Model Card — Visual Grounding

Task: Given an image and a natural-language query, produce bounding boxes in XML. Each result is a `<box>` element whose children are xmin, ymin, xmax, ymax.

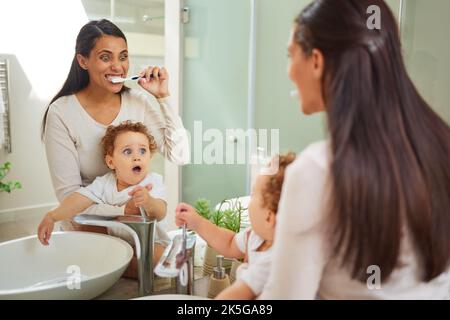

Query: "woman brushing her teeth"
<box><xmin>41</xmin><ymin>19</ymin><xmax>189</xmax><ymax>233</ymax></box>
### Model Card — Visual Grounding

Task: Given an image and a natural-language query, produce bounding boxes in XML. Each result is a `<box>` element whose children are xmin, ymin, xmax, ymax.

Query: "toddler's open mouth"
<box><xmin>132</xmin><ymin>165</ymin><xmax>142</xmax><ymax>174</ymax></box>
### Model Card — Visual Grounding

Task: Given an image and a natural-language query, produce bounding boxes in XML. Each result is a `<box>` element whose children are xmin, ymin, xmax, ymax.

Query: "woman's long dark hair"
<box><xmin>41</xmin><ymin>19</ymin><xmax>129</xmax><ymax>139</ymax></box>
<box><xmin>295</xmin><ymin>0</ymin><xmax>450</xmax><ymax>282</ymax></box>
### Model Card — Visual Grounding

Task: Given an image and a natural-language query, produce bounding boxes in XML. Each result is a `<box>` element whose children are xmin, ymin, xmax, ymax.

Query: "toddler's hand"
<box><xmin>124</xmin><ymin>199</ymin><xmax>140</xmax><ymax>215</ymax></box>
<box><xmin>128</xmin><ymin>184</ymin><xmax>153</xmax><ymax>212</ymax></box>
<box><xmin>175</xmin><ymin>203</ymin><xmax>202</xmax><ymax>231</ymax></box>
<box><xmin>37</xmin><ymin>212</ymin><xmax>55</xmax><ymax>246</ymax></box>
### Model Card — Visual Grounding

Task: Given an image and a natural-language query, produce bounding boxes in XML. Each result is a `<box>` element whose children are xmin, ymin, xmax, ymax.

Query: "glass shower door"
<box><xmin>181</xmin><ymin>0</ymin><xmax>250</xmax><ymax>206</ymax></box>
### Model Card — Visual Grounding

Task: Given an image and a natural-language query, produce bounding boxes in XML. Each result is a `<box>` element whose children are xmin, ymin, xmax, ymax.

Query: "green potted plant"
<box><xmin>0</xmin><ymin>162</ymin><xmax>21</xmax><ymax>193</ymax></box>
<box><xmin>194</xmin><ymin>198</ymin><xmax>212</xmax><ymax>220</ymax></box>
<box><xmin>220</xmin><ymin>200</ymin><xmax>246</xmax><ymax>283</ymax></box>
<box><xmin>193</xmin><ymin>197</ymin><xmax>246</xmax><ymax>277</ymax></box>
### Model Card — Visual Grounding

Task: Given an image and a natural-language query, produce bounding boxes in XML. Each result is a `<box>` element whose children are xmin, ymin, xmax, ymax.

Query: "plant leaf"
<box><xmin>194</xmin><ymin>198</ymin><xmax>212</xmax><ymax>220</ymax></box>
<box><xmin>0</xmin><ymin>162</ymin><xmax>21</xmax><ymax>193</ymax></box>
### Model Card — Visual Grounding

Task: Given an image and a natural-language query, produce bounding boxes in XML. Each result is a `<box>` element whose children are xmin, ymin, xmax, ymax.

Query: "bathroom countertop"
<box><xmin>97</xmin><ymin>231</ymin><xmax>209</xmax><ymax>300</ymax></box>
<box><xmin>96</xmin><ymin>278</ymin><xmax>140</xmax><ymax>300</ymax></box>
<box><xmin>96</xmin><ymin>267</ymin><xmax>209</xmax><ymax>300</ymax></box>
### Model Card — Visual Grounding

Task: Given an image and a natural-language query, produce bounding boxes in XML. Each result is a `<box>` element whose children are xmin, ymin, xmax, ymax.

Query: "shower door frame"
<box><xmin>163</xmin><ymin>0</ymin><xmax>183</xmax><ymax>230</ymax></box>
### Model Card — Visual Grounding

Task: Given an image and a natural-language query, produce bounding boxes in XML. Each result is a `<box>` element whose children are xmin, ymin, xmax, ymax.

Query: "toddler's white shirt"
<box><xmin>76</xmin><ymin>171</ymin><xmax>170</xmax><ymax>247</ymax></box>
<box><xmin>234</xmin><ymin>227</ymin><xmax>273</xmax><ymax>296</ymax></box>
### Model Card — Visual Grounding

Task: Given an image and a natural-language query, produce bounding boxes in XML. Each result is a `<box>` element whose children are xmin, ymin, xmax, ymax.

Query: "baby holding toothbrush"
<box><xmin>175</xmin><ymin>152</ymin><xmax>296</xmax><ymax>299</ymax></box>
<box><xmin>37</xmin><ymin>120</ymin><xmax>170</xmax><ymax>277</ymax></box>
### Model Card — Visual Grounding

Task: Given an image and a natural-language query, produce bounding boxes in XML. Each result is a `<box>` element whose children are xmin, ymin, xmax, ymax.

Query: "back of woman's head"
<box><xmin>294</xmin><ymin>0</ymin><xmax>450</xmax><ymax>282</ymax></box>
<box><xmin>42</xmin><ymin>19</ymin><xmax>128</xmax><ymax>138</ymax></box>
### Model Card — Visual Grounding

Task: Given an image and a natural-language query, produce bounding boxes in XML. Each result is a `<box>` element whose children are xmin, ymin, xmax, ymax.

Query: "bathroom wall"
<box><xmin>254</xmin><ymin>0</ymin><xmax>325</xmax><ymax>156</ymax></box>
<box><xmin>401</xmin><ymin>0</ymin><xmax>450</xmax><ymax>124</ymax></box>
<box><xmin>377</xmin><ymin>0</ymin><xmax>449</xmax><ymax>124</ymax></box>
<box><xmin>385</xmin><ymin>0</ymin><xmax>400</xmax><ymax>18</ymax></box>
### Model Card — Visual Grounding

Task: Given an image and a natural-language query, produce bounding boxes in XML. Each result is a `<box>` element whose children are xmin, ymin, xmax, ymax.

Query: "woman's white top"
<box><xmin>234</xmin><ymin>227</ymin><xmax>273</xmax><ymax>296</ymax></box>
<box><xmin>44</xmin><ymin>89</ymin><xmax>189</xmax><ymax>217</ymax></box>
<box><xmin>260</xmin><ymin>140</ymin><xmax>450</xmax><ymax>300</ymax></box>
<box><xmin>76</xmin><ymin>171</ymin><xmax>170</xmax><ymax>246</ymax></box>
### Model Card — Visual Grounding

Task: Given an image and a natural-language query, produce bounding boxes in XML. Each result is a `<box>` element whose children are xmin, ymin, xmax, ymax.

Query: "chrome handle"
<box><xmin>228</xmin><ymin>135</ymin><xmax>238</xmax><ymax>144</ymax></box>
<box><xmin>181</xmin><ymin>6</ymin><xmax>190</xmax><ymax>24</ymax></box>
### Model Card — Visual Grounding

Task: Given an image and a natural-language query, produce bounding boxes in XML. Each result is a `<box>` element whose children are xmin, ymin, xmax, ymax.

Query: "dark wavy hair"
<box><xmin>261</xmin><ymin>152</ymin><xmax>297</xmax><ymax>214</ymax></box>
<box><xmin>294</xmin><ymin>0</ymin><xmax>450</xmax><ymax>282</ymax></box>
<box><xmin>41</xmin><ymin>19</ymin><xmax>129</xmax><ymax>139</ymax></box>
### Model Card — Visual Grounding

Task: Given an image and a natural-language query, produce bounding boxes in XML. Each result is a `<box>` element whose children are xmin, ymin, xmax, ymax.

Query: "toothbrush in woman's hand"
<box><xmin>108</xmin><ymin>73</ymin><xmax>160</xmax><ymax>84</ymax></box>
<box><xmin>109</xmin><ymin>75</ymin><xmax>141</xmax><ymax>83</ymax></box>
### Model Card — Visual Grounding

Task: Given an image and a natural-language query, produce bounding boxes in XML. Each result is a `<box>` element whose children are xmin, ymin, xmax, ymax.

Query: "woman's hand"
<box><xmin>37</xmin><ymin>212</ymin><xmax>56</xmax><ymax>246</ymax></box>
<box><xmin>175</xmin><ymin>202</ymin><xmax>203</xmax><ymax>231</ymax></box>
<box><xmin>138</xmin><ymin>66</ymin><xmax>170</xmax><ymax>99</ymax></box>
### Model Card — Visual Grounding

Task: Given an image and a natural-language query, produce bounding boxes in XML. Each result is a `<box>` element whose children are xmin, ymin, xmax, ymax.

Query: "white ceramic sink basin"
<box><xmin>0</xmin><ymin>231</ymin><xmax>133</xmax><ymax>300</ymax></box>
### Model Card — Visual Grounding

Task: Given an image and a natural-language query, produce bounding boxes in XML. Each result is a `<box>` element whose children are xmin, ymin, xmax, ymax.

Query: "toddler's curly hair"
<box><xmin>261</xmin><ymin>152</ymin><xmax>297</xmax><ymax>214</ymax></box>
<box><xmin>101</xmin><ymin>120</ymin><xmax>158</xmax><ymax>159</ymax></box>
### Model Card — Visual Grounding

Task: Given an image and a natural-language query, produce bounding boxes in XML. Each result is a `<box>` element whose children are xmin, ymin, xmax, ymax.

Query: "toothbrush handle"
<box><xmin>182</xmin><ymin>224</ymin><xmax>187</xmax><ymax>256</ymax></box>
<box><xmin>139</xmin><ymin>207</ymin><xmax>147</xmax><ymax>218</ymax></box>
<box><xmin>135</xmin><ymin>72</ymin><xmax>161</xmax><ymax>80</ymax></box>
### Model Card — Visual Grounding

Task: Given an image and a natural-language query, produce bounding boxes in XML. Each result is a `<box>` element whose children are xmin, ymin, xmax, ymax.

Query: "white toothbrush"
<box><xmin>109</xmin><ymin>75</ymin><xmax>142</xmax><ymax>84</ymax></box>
<box><xmin>109</xmin><ymin>72</ymin><xmax>161</xmax><ymax>84</ymax></box>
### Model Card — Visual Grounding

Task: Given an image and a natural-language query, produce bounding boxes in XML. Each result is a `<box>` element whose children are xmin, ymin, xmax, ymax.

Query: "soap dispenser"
<box><xmin>207</xmin><ymin>255</ymin><xmax>231</xmax><ymax>298</ymax></box>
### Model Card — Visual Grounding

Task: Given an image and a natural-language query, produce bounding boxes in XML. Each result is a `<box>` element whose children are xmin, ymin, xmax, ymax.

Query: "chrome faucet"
<box><xmin>73</xmin><ymin>214</ymin><xmax>156</xmax><ymax>297</ymax></box>
<box><xmin>154</xmin><ymin>225</ymin><xmax>196</xmax><ymax>295</ymax></box>
<box><xmin>175</xmin><ymin>225</ymin><xmax>196</xmax><ymax>295</ymax></box>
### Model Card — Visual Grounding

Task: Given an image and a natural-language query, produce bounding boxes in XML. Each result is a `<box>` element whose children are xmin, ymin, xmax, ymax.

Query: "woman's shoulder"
<box><xmin>120</xmin><ymin>89</ymin><xmax>161</xmax><ymax>118</ymax></box>
<box><xmin>47</xmin><ymin>94</ymin><xmax>76</xmax><ymax>114</ymax></box>
<box><xmin>45</xmin><ymin>95</ymin><xmax>82</xmax><ymax>127</ymax></box>
<box><xmin>289</xmin><ymin>140</ymin><xmax>331</xmax><ymax>174</ymax></box>
<box><xmin>122</xmin><ymin>88</ymin><xmax>158</xmax><ymax>105</ymax></box>
<box><xmin>279</xmin><ymin>140</ymin><xmax>332</xmax><ymax>234</ymax></box>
